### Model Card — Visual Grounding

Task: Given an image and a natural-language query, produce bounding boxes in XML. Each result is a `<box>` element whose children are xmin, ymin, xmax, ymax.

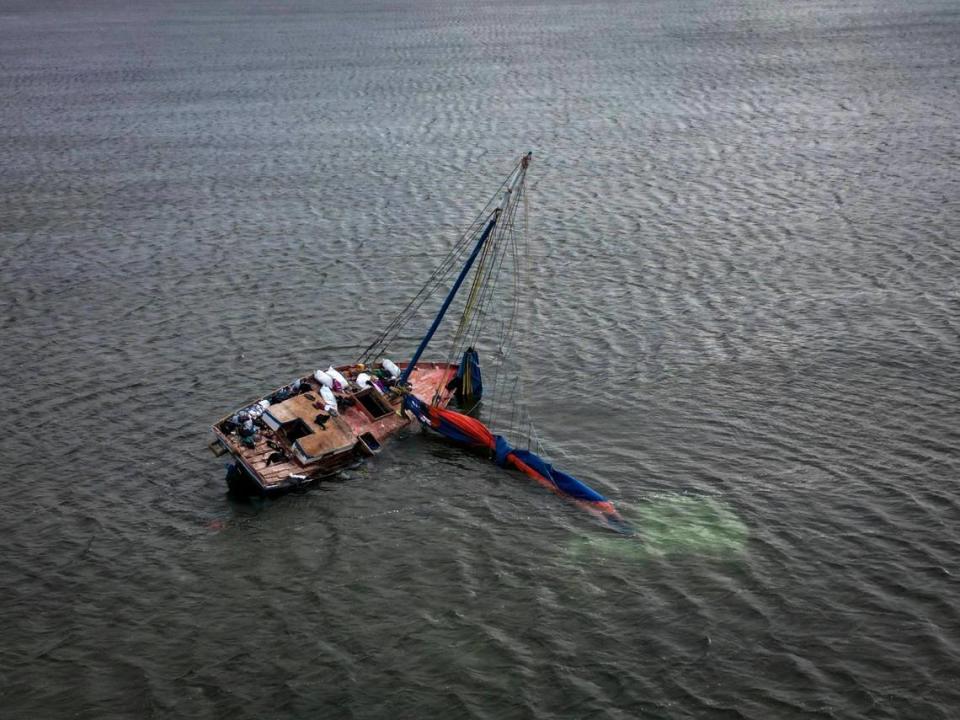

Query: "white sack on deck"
<box><xmin>320</xmin><ymin>385</ymin><xmax>338</xmax><ymax>414</ymax></box>
<box><xmin>356</xmin><ymin>372</ymin><xmax>372</xmax><ymax>389</ymax></box>
<box><xmin>381</xmin><ymin>358</ymin><xmax>401</xmax><ymax>379</ymax></box>
<box><xmin>326</xmin><ymin>366</ymin><xmax>350</xmax><ymax>391</ymax></box>
<box><xmin>313</xmin><ymin>369</ymin><xmax>334</xmax><ymax>388</ymax></box>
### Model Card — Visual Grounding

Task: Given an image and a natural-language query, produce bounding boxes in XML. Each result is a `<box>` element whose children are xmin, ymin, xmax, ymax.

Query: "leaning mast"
<box><xmin>397</xmin><ymin>152</ymin><xmax>531</xmax><ymax>386</ymax></box>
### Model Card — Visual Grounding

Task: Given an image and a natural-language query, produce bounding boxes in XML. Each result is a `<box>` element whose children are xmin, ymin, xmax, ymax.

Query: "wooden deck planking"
<box><xmin>215</xmin><ymin>361</ymin><xmax>460</xmax><ymax>490</ymax></box>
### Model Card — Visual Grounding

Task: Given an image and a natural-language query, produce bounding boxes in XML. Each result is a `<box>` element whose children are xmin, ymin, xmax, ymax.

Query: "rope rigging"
<box><xmin>355</xmin><ymin>155</ymin><xmax>527</xmax><ymax>368</ymax></box>
<box><xmin>355</xmin><ymin>153</ymin><xmax>545</xmax><ymax>452</ymax></box>
<box><xmin>432</xmin><ymin>159</ymin><xmax>530</xmax><ymax>405</ymax></box>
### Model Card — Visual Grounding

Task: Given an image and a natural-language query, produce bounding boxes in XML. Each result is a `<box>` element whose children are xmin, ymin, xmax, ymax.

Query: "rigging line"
<box><xmin>496</xmin><ymin>184</ymin><xmax>525</xmax><ymax>351</ymax></box>
<box><xmin>483</xmin><ymin>178</ymin><xmax>540</xmax><ymax>454</ymax></box>
<box><xmin>452</xmin><ymin>179</ymin><xmax>526</xmax><ymax>403</ymax></box>
<box><xmin>443</xmin><ymin>196</ymin><xmax>518</xmax><ymax>392</ymax></box>
<box><xmin>433</xmin><ymin>227</ymin><xmax>510</xmax><ymax>400</ymax></box>
<box><xmin>362</xmin><ymin>231</ymin><xmax>474</xmax><ymax>340</ymax></box>
<box><xmin>519</xmin><ymin>184</ymin><xmax>530</xmax><ymax>347</ymax></box>
<box><xmin>485</xmin><ymin>192</ymin><xmax>526</xmax><ymax>415</ymax></box>
<box><xmin>486</xmin><ymin>319</ymin><xmax>508</xmax><ymax>422</ymax></box>
<box><xmin>433</xmin><ymin>162</ymin><xmax>529</xmax><ymax>396</ymax></box>
<box><xmin>497</xmin><ymin>186</ymin><xmax>529</xmax><ymax>397</ymax></box>
<box><xmin>491</xmin><ymin>205</ymin><xmax>532</xmax><ymax>444</ymax></box>
<box><xmin>460</xmin><ymin>186</ymin><xmax>521</xmax><ymax>373</ymax></box>
<box><xmin>356</xmin><ymin>156</ymin><xmax>527</xmax><ymax>364</ymax></box>
<box><xmin>505</xmin><ymin>376</ymin><xmax>520</xmax><ymax>441</ymax></box>
<box><xmin>447</xmin><ymin>223</ymin><xmax>498</xmax><ymax>356</ymax></box>
<box><xmin>474</xmin><ymin>181</ymin><xmax>523</xmax><ymax>334</ymax></box>
<box><xmin>440</xmin><ymin>218</ymin><xmax>505</xmax><ymax>360</ymax></box>
<box><xmin>358</xmin><ymin>228</ymin><xmax>483</xmax><ymax>364</ymax></box>
<box><xmin>464</xmin><ymin>221</ymin><xmax>512</xmax><ymax>357</ymax></box>
<box><xmin>490</xmin><ymin>378</ymin><xmax>517</xmax><ymax>437</ymax></box>
<box><xmin>515</xmin><ymin>380</ymin><xmax>570</xmax><ymax>461</ymax></box>
<box><xmin>357</xmin><ymin>250</ymin><xmax>469</xmax><ymax>363</ymax></box>
<box><xmin>486</xmin><ymin>329</ymin><xmax>523</xmax><ymax>437</ymax></box>
<box><xmin>462</xmin><ymin>225</ymin><xmax>507</xmax><ymax>343</ymax></box>
<box><xmin>439</xmin><ymin>264</ymin><xmax>504</xmax><ymax>402</ymax></box>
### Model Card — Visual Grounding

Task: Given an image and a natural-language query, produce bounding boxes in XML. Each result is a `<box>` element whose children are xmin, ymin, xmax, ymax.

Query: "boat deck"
<box><xmin>213</xmin><ymin>361</ymin><xmax>458</xmax><ymax>492</ymax></box>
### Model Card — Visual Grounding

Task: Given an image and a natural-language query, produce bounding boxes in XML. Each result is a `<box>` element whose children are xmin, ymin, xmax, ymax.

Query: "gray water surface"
<box><xmin>2</xmin><ymin>1</ymin><xmax>960</xmax><ymax>718</ymax></box>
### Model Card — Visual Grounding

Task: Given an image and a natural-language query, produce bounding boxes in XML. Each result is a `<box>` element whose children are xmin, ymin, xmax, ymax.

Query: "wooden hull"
<box><xmin>211</xmin><ymin>361</ymin><xmax>458</xmax><ymax>495</ymax></box>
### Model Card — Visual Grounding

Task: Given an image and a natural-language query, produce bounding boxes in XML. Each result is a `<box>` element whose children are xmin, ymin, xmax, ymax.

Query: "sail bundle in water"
<box><xmin>403</xmin><ymin>394</ymin><xmax>630</xmax><ymax>532</ymax></box>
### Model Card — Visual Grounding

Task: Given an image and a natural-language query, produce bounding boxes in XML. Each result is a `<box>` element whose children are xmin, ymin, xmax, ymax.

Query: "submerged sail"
<box><xmin>403</xmin><ymin>395</ymin><xmax>630</xmax><ymax>532</ymax></box>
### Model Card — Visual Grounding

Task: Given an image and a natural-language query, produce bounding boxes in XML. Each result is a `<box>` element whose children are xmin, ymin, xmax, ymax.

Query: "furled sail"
<box><xmin>403</xmin><ymin>395</ymin><xmax>631</xmax><ymax>533</ymax></box>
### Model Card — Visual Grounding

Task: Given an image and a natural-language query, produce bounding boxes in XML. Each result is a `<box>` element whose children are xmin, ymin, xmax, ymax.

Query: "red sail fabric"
<box><xmin>404</xmin><ymin>396</ymin><xmax>628</xmax><ymax>531</ymax></box>
<box><xmin>432</xmin><ymin>408</ymin><xmax>495</xmax><ymax>447</ymax></box>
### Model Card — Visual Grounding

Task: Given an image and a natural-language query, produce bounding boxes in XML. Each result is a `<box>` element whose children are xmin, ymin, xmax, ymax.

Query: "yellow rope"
<box><xmin>432</xmin><ymin>160</ymin><xmax>529</xmax><ymax>405</ymax></box>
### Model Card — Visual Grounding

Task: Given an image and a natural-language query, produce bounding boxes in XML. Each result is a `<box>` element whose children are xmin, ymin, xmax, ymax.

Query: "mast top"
<box><xmin>497</xmin><ymin>152</ymin><xmax>532</xmax><ymax>211</ymax></box>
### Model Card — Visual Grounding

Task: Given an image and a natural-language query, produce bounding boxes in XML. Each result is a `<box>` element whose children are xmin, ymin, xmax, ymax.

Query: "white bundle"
<box><xmin>313</xmin><ymin>369</ymin><xmax>334</xmax><ymax>388</ymax></box>
<box><xmin>319</xmin><ymin>385</ymin><xmax>338</xmax><ymax>415</ymax></box>
<box><xmin>326</xmin><ymin>366</ymin><xmax>350</xmax><ymax>391</ymax></box>
<box><xmin>381</xmin><ymin>358</ymin><xmax>401</xmax><ymax>379</ymax></box>
<box><xmin>243</xmin><ymin>400</ymin><xmax>268</xmax><ymax>419</ymax></box>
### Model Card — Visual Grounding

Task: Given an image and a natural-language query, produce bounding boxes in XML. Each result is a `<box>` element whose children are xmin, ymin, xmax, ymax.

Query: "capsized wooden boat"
<box><xmin>210</xmin><ymin>153</ymin><xmax>532</xmax><ymax>495</ymax></box>
<box><xmin>209</xmin><ymin>361</ymin><xmax>459</xmax><ymax>495</ymax></box>
<box><xmin>209</xmin><ymin>153</ymin><xmax>629</xmax><ymax>532</ymax></box>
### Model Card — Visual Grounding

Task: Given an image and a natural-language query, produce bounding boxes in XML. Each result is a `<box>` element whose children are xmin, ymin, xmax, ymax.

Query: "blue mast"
<box><xmin>398</xmin><ymin>209</ymin><xmax>500</xmax><ymax>386</ymax></box>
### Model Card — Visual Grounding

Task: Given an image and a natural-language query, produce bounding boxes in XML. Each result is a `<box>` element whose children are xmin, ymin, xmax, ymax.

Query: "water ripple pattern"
<box><xmin>2</xmin><ymin>0</ymin><xmax>959</xmax><ymax>718</ymax></box>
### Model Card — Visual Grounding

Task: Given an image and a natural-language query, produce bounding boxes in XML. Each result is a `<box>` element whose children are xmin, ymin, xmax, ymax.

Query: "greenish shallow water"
<box><xmin>568</xmin><ymin>496</ymin><xmax>750</xmax><ymax>563</ymax></box>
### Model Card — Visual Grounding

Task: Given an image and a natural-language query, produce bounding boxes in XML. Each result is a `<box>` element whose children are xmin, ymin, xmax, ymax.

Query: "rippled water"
<box><xmin>3</xmin><ymin>0</ymin><xmax>960</xmax><ymax>717</ymax></box>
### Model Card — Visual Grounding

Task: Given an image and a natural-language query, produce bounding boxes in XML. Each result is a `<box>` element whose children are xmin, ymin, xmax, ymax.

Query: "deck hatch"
<box><xmin>357</xmin><ymin>390</ymin><xmax>393</xmax><ymax>419</ymax></box>
<box><xmin>280</xmin><ymin>418</ymin><xmax>313</xmax><ymax>442</ymax></box>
